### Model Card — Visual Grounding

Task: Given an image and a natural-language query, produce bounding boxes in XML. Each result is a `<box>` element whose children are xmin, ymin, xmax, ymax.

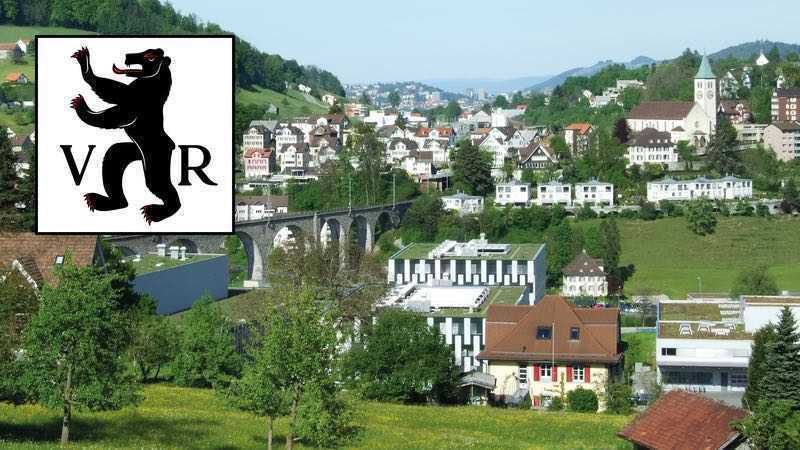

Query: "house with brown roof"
<box><xmin>0</xmin><ymin>233</ymin><xmax>103</xmax><ymax>290</ymax></box>
<box><xmin>477</xmin><ymin>295</ymin><xmax>622</xmax><ymax>408</ymax></box>
<box><xmin>626</xmin><ymin>127</ymin><xmax>679</xmax><ymax>169</ymax></box>
<box><xmin>618</xmin><ymin>390</ymin><xmax>746</xmax><ymax>450</ymax></box>
<box><xmin>4</xmin><ymin>72</ymin><xmax>29</xmax><ymax>84</ymax></box>
<box><xmin>0</xmin><ymin>41</ymin><xmax>24</xmax><ymax>59</ymax></box>
<box><xmin>516</xmin><ymin>142</ymin><xmax>556</xmax><ymax>171</ymax></box>
<box><xmin>243</xmin><ymin>148</ymin><xmax>275</xmax><ymax>179</ymax></box>
<box><xmin>561</xmin><ymin>250</ymin><xmax>608</xmax><ymax>298</ymax></box>
<box><xmin>564</xmin><ymin>123</ymin><xmax>593</xmax><ymax>156</ymax></box>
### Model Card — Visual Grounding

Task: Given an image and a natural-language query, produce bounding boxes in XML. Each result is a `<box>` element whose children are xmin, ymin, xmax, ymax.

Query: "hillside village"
<box><xmin>2</xmin><ymin>1</ymin><xmax>800</xmax><ymax>449</ymax></box>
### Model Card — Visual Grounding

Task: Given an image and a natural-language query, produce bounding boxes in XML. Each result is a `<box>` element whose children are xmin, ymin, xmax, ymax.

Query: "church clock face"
<box><xmin>707</xmin><ymin>90</ymin><xmax>714</xmax><ymax>98</ymax></box>
<box><xmin>696</xmin><ymin>91</ymin><xmax>703</xmax><ymax>100</ymax></box>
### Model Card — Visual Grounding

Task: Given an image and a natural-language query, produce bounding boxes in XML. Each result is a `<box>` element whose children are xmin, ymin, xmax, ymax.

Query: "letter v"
<box><xmin>60</xmin><ymin>145</ymin><xmax>95</xmax><ymax>185</ymax></box>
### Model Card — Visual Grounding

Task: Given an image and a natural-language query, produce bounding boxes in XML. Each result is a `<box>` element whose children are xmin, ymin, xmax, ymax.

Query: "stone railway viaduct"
<box><xmin>105</xmin><ymin>201</ymin><xmax>414</xmax><ymax>287</ymax></box>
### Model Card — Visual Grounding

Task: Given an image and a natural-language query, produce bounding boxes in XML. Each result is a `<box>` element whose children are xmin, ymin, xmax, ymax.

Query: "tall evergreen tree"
<box><xmin>0</xmin><ymin>128</ymin><xmax>26</xmax><ymax>230</ymax></box>
<box><xmin>600</xmin><ymin>218</ymin><xmax>621</xmax><ymax>271</ymax></box>
<box><xmin>761</xmin><ymin>307</ymin><xmax>800</xmax><ymax>405</ymax></box>
<box><xmin>450</xmin><ymin>140</ymin><xmax>493</xmax><ymax>196</ymax></box>
<box><xmin>781</xmin><ymin>178</ymin><xmax>800</xmax><ymax>214</ymax></box>
<box><xmin>743</xmin><ymin>324</ymin><xmax>777</xmax><ymax>410</ymax></box>
<box><xmin>706</xmin><ymin>119</ymin><xmax>741</xmax><ymax>175</ymax></box>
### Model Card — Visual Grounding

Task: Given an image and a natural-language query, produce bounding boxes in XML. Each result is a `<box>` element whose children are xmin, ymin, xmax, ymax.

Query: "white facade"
<box><xmin>536</xmin><ymin>181</ymin><xmax>572</xmax><ymax>206</ymax></box>
<box><xmin>647</xmin><ymin>176</ymin><xmax>752</xmax><ymax>203</ymax></box>
<box><xmin>242</xmin><ymin>126</ymin><xmax>270</xmax><ymax>150</ymax></box>
<box><xmin>495</xmin><ymin>181</ymin><xmax>531</xmax><ymax>207</ymax></box>
<box><xmin>562</xmin><ymin>274</ymin><xmax>607</xmax><ymax>297</ymax></box>
<box><xmin>442</xmin><ymin>193</ymin><xmax>484</xmax><ymax>215</ymax></box>
<box><xmin>243</xmin><ymin>150</ymin><xmax>273</xmax><ymax>179</ymax></box>
<box><xmin>574</xmin><ymin>180</ymin><xmax>614</xmax><ymax>206</ymax></box>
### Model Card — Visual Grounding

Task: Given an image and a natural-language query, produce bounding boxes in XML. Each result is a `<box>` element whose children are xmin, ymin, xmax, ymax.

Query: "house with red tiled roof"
<box><xmin>563</xmin><ymin>123</ymin><xmax>593</xmax><ymax>156</ymax></box>
<box><xmin>477</xmin><ymin>295</ymin><xmax>622</xmax><ymax>408</ymax></box>
<box><xmin>4</xmin><ymin>72</ymin><xmax>29</xmax><ymax>84</ymax></box>
<box><xmin>242</xmin><ymin>148</ymin><xmax>275</xmax><ymax>179</ymax></box>
<box><xmin>0</xmin><ymin>233</ymin><xmax>103</xmax><ymax>290</ymax></box>
<box><xmin>618</xmin><ymin>390</ymin><xmax>746</xmax><ymax>450</ymax></box>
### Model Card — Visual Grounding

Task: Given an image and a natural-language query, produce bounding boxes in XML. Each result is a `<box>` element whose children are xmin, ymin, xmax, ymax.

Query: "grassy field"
<box><xmin>0</xmin><ymin>384</ymin><xmax>633</xmax><ymax>449</ymax></box>
<box><xmin>621</xmin><ymin>332</ymin><xmax>656</xmax><ymax>375</ymax></box>
<box><xmin>617</xmin><ymin>216</ymin><xmax>800</xmax><ymax>298</ymax></box>
<box><xmin>0</xmin><ymin>25</ymin><xmax>91</xmax><ymax>42</ymax></box>
<box><xmin>236</xmin><ymin>86</ymin><xmax>328</xmax><ymax>119</ymax></box>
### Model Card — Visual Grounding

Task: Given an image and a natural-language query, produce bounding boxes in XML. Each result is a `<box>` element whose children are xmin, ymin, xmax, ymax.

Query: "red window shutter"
<box><xmin>533</xmin><ymin>364</ymin><xmax>540</xmax><ymax>381</ymax></box>
<box><xmin>585</xmin><ymin>366</ymin><xmax>591</xmax><ymax>383</ymax></box>
<box><xmin>552</xmin><ymin>364</ymin><xmax>558</xmax><ymax>382</ymax></box>
<box><xmin>567</xmin><ymin>366</ymin><xmax>573</xmax><ymax>382</ymax></box>
<box><xmin>533</xmin><ymin>396</ymin><xmax>540</xmax><ymax>407</ymax></box>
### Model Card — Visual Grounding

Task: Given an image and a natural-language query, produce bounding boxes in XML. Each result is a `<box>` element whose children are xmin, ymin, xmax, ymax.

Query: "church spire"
<box><xmin>695</xmin><ymin>54</ymin><xmax>716</xmax><ymax>79</ymax></box>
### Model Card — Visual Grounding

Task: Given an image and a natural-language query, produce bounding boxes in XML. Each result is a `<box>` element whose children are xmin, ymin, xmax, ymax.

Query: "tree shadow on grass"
<box><xmin>1</xmin><ymin>414</ymin><xmax>220</xmax><ymax>448</ymax></box>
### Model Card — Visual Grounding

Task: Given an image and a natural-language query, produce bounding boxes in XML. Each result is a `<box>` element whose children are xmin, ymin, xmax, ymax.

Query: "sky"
<box><xmin>168</xmin><ymin>0</ymin><xmax>798</xmax><ymax>84</ymax></box>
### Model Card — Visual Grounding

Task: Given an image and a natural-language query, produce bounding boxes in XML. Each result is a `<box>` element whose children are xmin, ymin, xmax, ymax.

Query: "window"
<box><xmin>573</xmin><ymin>365</ymin><xmax>585</xmax><ymax>382</ymax></box>
<box><xmin>54</xmin><ymin>255</ymin><xmax>65</xmax><ymax>265</ymax></box>
<box><xmin>452</xmin><ymin>322</ymin><xmax>461</xmax><ymax>335</ymax></box>
<box><xmin>518</xmin><ymin>365</ymin><xmax>528</xmax><ymax>384</ymax></box>
<box><xmin>570</xmin><ymin>327</ymin><xmax>580</xmax><ymax>340</ymax></box>
<box><xmin>536</xmin><ymin>326</ymin><xmax>552</xmax><ymax>340</ymax></box>
<box><xmin>661</xmin><ymin>347</ymin><xmax>676</xmax><ymax>356</ymax></box>
<box><xmin>540</xmin><ymin>363</ymin><xmax>552</xmax><ymax>378</ymax></box>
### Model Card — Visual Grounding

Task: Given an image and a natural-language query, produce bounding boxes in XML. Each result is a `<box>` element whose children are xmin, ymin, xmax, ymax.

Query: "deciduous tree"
<box><xmin>731</xmin><ymin>266</ymin><xmax>779</xmax><ymax>298</ymax></box>
<box><xmin>685</xmin><ymin>198</ymin><xmax>717</xmax><ymax>235</ymax></box>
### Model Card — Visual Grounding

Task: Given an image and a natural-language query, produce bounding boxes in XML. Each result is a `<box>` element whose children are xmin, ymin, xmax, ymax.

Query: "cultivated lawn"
<box><xmin>0</xmin><ymin>25</ymin><xmax>92</xmax><ymax>42</ymax></box>
<box><xmin>0</xmin><ymin>384</ymin><xmax>633</xmax><ymax>449</ymax></box>
<box><xmin>617</xmin><ymin>216</ymin><xmax>800</xmax><ymax>298</ymax></box>
<box><xmin>236</xmin><ymin>86</ymin><xmax>328</xmax><ymax>119</ymax></box>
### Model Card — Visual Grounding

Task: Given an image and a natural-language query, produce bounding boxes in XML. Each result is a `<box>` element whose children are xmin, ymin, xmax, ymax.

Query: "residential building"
<box><xmin>627</xmin><ymin>55</ymin><xmax>718</xmax><ymax>147</ymax></box>
<box><xmin>574</xmin><ymin>180</ymin><xmax>614</xmax><ymax>206</ymax></box>
<box><xmin>442</xmin><ymin>192</ymin><xmax>484</xmax><ymax>215</ymax></box>
<box><xmin>0</xmin><ymin>233</ymin><xmax>104</xmax><ymax>290</ymax></box>
<box><xmin>273</xmin><ymin>125</ymin><xmax>304</xmax><ymax>147</ymax></box>
<box><xmin>563</xmin><ymin>123</ymin><xmax>593</xmax><ymax>155</ymax></box>
<box><xmin>388</xmin><ymin>237</ymin><xmax>546</xmax><ymax>294</ymax></box>
<box><xmin>656</xmin><ymin>295</ymin><xmax>800</xmax><ymax>395</ymax></box>
<box><xmin>646</xmin><ymin>176</ymin><xmax>752</xmax><ymax>203</ymax></box>
<box><xmin>771</xmin><ymin>87</ymin><xmax>800</xmax><ymax>122</ymax></box>
<box><xmin>494</xmin><ymin>180</ymin><xmax>531</xmax><ymax>207</ymax></box>
<box><xmin>363</xmin><ymin>110</ymin><xmax>398</xmax><ymax>128</ymax></box>
<box><xmin>763</xmin><ymin>121</ymin><xmax>800</xmax><ymax>162</ymax></box>
<box><xmin>242</xmin><ymin>148</ymin><xmax>275</xmax><ymax>179</ymax></box>
<box><xmin>0</xmin><ymin>42</ymin><xmax>23</xmax><ymax>59</ymax></box>
<box><xmin>235</xmin><ymin>195</ymin><xmax>288</xmax><ymax>221</ymax></box>
<box><xmin>734</xmin><ymin>123</ymin><xmax>767</xmax><ymax>150</ymax></box>
<box><xmin>535</xmin><ymin>181</ymin><xmax>572</xmax><ymax>206</ymax></box>
<box><xmin>516</xmin><ymin>142</ymin><xmax>556</xmax><ymax>171</ymax></box>
<box><xmin>618</xmin><ymin>391</ymin><xmax>746</xmax><ymax>450</ymax></box>
<box><xmin>4</xmin><ymin>72</ymin><xmax>29</xmax><ymax>84</ymax></box>
<box><xmin>344</xmin><ymin>103</ymin><xmax>368</xmax><ymax>117</ymax></box>
<box><xmin>321</xmin><ymin>94</ymin><xmax>336</xmax><ymax>106</ymax></box>
<box><xmin>478</xmin><ymin>295</ymin><xmax>622</xmax><ymax>408</ymax></box>
<box><xmin>717</xmin><ymin>100</ymin><xmax>752</xmax><ymax>124</ymax></box>
<box><xmin>625</xmin><ymin>128</ymin><xmax>679</xmax><ymax>169</ymax></box>
<box><xmin>386</xmin><ymin>138</ymin><xmax>419</xmax><ymax>163</ymax></box>
<box><xmin>421</xmin><ymin>139</ymin><xmax>449</xmax><ymax>164</ymax></box>
<box><xmin>276</xmin><ymin>143</ymin><xmax>310</xmax><ymax>173</ymax></box>
<box><xmin>400</xmin><ymin>150</ymin><xmax>434</xmax><ymax>179</ymax></box>
<box><xmin>561</xmin><ymin>250</ymin><xmax>608</xmax><ymax>298</ymax></box>
<box><xmin>242</xmin><ymin>124</ymin><xmax>273</xmax><ymax>150</ymax></box>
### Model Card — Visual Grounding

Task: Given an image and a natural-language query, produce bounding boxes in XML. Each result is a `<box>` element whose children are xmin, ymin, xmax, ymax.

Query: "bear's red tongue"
<box><xmin>112</xmin><ymin>64</ymin><xmax>143</xmax><ymax>76</ymax></box>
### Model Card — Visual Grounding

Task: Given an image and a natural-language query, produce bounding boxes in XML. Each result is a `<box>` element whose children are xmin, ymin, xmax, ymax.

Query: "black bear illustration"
<box><xmin>71</xmin><ymin>46</ymin><xmax>180</xmax><ymax>224</ymax></box>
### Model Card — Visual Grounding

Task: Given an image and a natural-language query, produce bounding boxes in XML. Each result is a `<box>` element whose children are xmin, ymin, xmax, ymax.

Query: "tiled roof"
<box><xmin>565</xmin><ymin>123</ymin><xmax>592</xmax><ymax>134</ymax></box>
<box><xmin>0</xmin><ymin>233</ymin><xmax>99</xmax><ymax>286</ymax></box>
<box><xmin>388</xmin><ymin>138</ymin><xmax>418</xmax><ymax>150</ymax></box>
<box><xmin>478</xmin><ymin>295</ymin><xmax>621</xmax><ymax>363</ymax></box>
<box><xmin>5</xmin><ymin>72</ymin><xmax>24</xmax><ymax>82</ymax></box>
<box><xmin>618</xmin><ymin>390</ymin><xmax>745</xmax><ymax>450</ymax></box>
<box><xmin>630</xmin><ymin>127</ymin><xmax>673</xmax><ymax>147</ymax></box>
<box><xmin>243</xmin><ymin>148</ymin><xmax>273</xmax><ymax>159</ymax></box>
<box><xmin>236</xmin><ymin>195</ymin><xmax>288</xmax><ymax>208</ymax></box>
<box><xmin>518</xmin><ymin>143</ymin><xmax>555</xmax><ymax>164</ymax></box>
<box><xmin>775</xmin><ymin>87</ymin><xmax>800</xmax><ymax>97</ymax></box>
<box><xmin>563</xmin><ymin>250</ymin><xmax>605</xmax><ymax>277</ymax></box>
<box><xmin>628</xmin><ymin>101</ymin><xmax>694</xmax><ymax>120</ymax></box>
<box><xmin>771</xmin><ymin>121</ymin><xmax>800</xmax><ymax>132</ymax></box>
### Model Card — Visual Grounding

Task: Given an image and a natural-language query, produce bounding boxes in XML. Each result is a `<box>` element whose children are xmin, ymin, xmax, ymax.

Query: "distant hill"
<box><xmin>421</xmin><ymin>76</ymin><xmax>551</xmax><ymax>95</ymax></box>
<box><xmin>709</xmin><ymin>40</ymin><xmax>800</xmax><ymax>60</ymax></box>
<box><xmin>527</xmin><ymin>56</ymin><xmax>655</xmax><ymax>92</ymax></box>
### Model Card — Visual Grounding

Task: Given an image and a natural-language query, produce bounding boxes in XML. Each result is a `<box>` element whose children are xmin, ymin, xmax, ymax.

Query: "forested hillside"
<box><xmin>0</xmin><ymin>0</ymin><xmax>345</xmax><ymax>96</ymax></box>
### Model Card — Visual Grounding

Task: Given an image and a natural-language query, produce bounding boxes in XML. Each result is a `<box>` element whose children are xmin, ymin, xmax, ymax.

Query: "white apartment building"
<box><xmin>235</xmin><ymin>195</ymin><xmax>289</xmax><ymax>221</ymax></box>
<box><xmin>574</xmin><ymin>180</ymin><xmax>614</xmax><ymax>206</ymax></box>
<box><xmin>734</xmin><ymin>123</ymin><xmax>767</xmax><ymax>151</ymax></box>
<box><xmin>763</xmin><ymin>121</ymin><xmax>800</xmax><ymax>162</ymax></box>
<box><xmin>442</xmin><ymin>193</ymin><xmax>484</xmax><ymax>215</ymax></box>
<box><xmin>242</xmin><ymin>125</ymin><xmax>272</xmax><ymax>150</ymax></box>
<box><xmin>561</xmin><ymin>250</ymin><xmax>608</xmax><ymax>297</ymax></box>
<box><xmin>626</xmin><ymin>128</ymin><xmax>679</xmax><ymax>169</ymax></box>
<box><xmin>646</xmin><ymin>176</ymin><xmax>752</xmax><ymax>203</ymax></box>
<box><xmin>494</xmin><ymin>180</ymin><xmax>531</xmax><ymax>207</ymax></box>
<box><xmin>656</xmin><ymin>295</ymin><xmax>800</xmax><ymax>394</ymax></box>
<box><xmin>535</xmin><ymin>181</ymin><xmax>572</xmax><ymax>206</ymax></box>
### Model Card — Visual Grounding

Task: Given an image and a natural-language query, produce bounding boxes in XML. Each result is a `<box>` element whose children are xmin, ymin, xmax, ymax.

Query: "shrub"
<box><xmin>517</xmin><ymin>393</ymin><xmax>532</xmax><ymax>409</ymax></box>
<box><xmin>605</xmin><ymin>382</ymin><xmax>633</xmax><ymax>414</ymax></box>
<box><xmin>638</xmin><ymin>202</ymin><xmax>658</xmax><ymax>220</ymax></box>
<box><xmin>576</xmin><ymin>204</ymin><xmax>598</xmax><ymax>221</ymax></box>
<box><xmin>756</xmin><ymin>203</ymin><xmax>770</xmax><ymax>217</ymax></box>
<box><xmin>567</xmin><ymin>387</ymin><xmax>599</xmax><ymax>412</ymax></box>
<box><xmin>547</xmin><ymin>396</ymin><xmax>564</xmax><ymax>411</ymax></box>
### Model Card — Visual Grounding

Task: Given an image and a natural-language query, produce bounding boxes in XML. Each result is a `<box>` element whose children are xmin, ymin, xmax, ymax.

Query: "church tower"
<box><xmin>694</xmin><ymin>54</ymin><xmax>718</xmax><ymax>129</ymax></box>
